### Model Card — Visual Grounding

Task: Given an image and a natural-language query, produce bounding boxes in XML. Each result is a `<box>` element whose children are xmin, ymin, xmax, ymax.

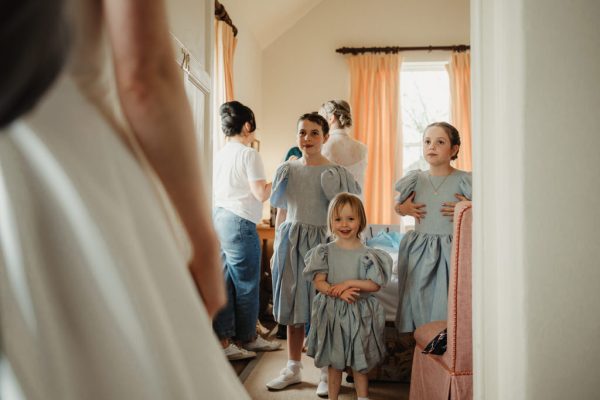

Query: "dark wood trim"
<box><xmin>336</xmin><ymin>45</ymin><xmax>470</xmax><ymax>55</ymax></box>
<box><xmin>215</xmin><ymin>0</ymin><xmax>238</xmax><ymax>36</ymax></box>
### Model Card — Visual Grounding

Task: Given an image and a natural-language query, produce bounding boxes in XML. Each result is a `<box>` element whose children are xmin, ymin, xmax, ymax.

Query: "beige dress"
<box><xmin>0</xmin><ymin>1</ymin><xmax>249</xmax><ymax>399</ymax></box>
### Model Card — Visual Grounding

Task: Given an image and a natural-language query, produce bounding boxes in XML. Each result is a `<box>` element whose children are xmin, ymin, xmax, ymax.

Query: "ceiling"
<box><xmin>222</xmin><ymin>0</ymin><xmax>325</xmax><ymax>49</ymax></box>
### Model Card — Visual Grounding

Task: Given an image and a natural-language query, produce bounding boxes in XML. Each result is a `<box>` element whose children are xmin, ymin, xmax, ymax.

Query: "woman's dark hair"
<box><xmin>425</xmin><ymin>122</ymin><xmax>461</xmax><ymax>160</ymax></box>
<box><xmin>297</xmin><ymin>112</ymin><xmax>329</xmax><ymax>135</ymax></box>
<box><xmin>0</xmin><ymin>0</ymin><xmax>71</xmax><ymax>128</ymax></box>
<box><xmin>219</xmin><ymin>101</ymin><xmax>256</xmax><ymax>136</ymax></box>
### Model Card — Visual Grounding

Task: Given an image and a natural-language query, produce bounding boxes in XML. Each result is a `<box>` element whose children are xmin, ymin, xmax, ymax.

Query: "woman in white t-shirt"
<box><xmin>213</xmin><ymin>101</ymin><xmax>281</xmax><ymax>360</ymax></box>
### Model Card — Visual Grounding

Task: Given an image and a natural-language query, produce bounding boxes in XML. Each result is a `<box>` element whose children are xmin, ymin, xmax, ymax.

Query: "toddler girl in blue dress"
<box><xmin>394</xmin><ymin>122</ymin><xmax>472</xmax><ymax>332</ymax></box>
<box><xmin>266</xmin><ymin>113</ymin><xmax>360</xmax><ymax>392</ymax></box>
<box><xmin>304</xmin><ymin>193</ymin><xmax>392</xmax><ymax>400</ymax></box>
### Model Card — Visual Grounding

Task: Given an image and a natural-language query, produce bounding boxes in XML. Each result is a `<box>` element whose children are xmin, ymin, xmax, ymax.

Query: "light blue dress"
<box><xmin>270</xmin><ymin>161</ymin><xmax>360</xmax><ymax>325</ymax></box>
<box><xmin>395</xmin><ymin>169</ymin><xmax>472</xmax><ymax>332</ymax></box>
<box><xmin>303</xmin><ymin>243</ymin><xmax>392</xmax><ymax>373</ymax></box>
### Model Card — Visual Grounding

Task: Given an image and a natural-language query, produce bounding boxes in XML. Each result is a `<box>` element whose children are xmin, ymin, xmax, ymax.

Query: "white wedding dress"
<box><xmin>0</xmin><ymin>1</ymin><xmax>249</xmax><ymax>399</ymax></box>
<box><xmin>322</xmin><ymin>128</ymin><xmax>368</xmax><ymax>190</ymax></box>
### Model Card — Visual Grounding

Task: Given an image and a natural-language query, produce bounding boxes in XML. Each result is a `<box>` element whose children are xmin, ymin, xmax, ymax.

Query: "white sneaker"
<box><xmin>265</xmin><ymin>367</ymin><xmax>302</xmax><ymax>390</ymax></box>
<box><xmin>316</xmin><ymin>368</ymin><xmax>328</xmax><ymax>398</ymax></box>
<box><xmin>243</xmin><ymin>336</ymin><xmax>282</xmax><ymax>352</ymax></box>
<box><xmin>223</xmin><ymin>343</ymin><xmax>256</xmax><ymax>361</ymax></box>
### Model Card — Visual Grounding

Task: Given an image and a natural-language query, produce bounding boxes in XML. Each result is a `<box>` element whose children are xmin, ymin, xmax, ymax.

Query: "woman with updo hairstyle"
<box><xmin>319</xmin><ymin>100</ymin><xmax>368</xmax><ymax>191</ymax></box>
<box><xmin>213</xmin><ymin>101</ymin><xmax>280</xmax><ymax>360</ymax></box>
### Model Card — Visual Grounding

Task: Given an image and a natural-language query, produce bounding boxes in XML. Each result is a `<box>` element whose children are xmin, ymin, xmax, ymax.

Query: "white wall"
<box><xmin>523</xmin><ymin>0</ymin><xmax>600</xmax><ymax>397</ymax></box>
<box><xmin>231</xmin><ymin>31</ymin><xmax>263</xmax><ymax>127</ymax></box>
<box><xmin>167</xmin><ymin>0</ymin><xmax>208</xmax><ymax>67</ymax></box>
<box><xmin>260</xmin><ymin>0</ymin><xmax>470</xmax><ymax>181</ymax></box>
<box><xmin>473</xmin><ymin>0</ymin><xmax>600</xmax><ymax>398</ymax></box>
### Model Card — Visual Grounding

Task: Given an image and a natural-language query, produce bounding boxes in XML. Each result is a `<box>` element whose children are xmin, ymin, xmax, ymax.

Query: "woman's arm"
<box><xmin>249</xmin><ymin>180</ymin><xmax>272</xmax><ymax>202</ymax></box>
<box><xmin>102</xmin><ymin>0</ymin><xmax>225</xmax><ymax>317</ymax></box>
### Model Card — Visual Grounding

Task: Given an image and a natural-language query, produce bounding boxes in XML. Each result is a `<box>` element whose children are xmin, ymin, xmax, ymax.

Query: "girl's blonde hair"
<box><xmin>319</xmin><ymin>100</ymin><xmax>353</xmax><ymax>128</ymax></box>
<box><xmin>327</xmin><ymin>192</ymin><xmax>367</xmax><ymax>238</ymax></box>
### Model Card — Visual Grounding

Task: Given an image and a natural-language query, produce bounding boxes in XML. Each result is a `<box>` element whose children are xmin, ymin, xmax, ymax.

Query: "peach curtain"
<box><xmin>349</xmin><ymin>53</ymin><xmax>402</xmax><ymax>225</ymax></box>
<box><xmin>213</xmin><ymin>20</ymin><xmax>237</xmax><ymax>152</ymax></box>
<box><xmin>447</xmin><ymin>51</ymin><xmax>472</xmax><ymax>171</ymax></box>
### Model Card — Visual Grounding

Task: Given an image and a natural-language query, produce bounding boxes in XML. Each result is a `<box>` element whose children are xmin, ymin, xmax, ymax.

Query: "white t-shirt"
<box><xmin>213</xmin><ymin>142</ymin><xmax>266</xmax><ymax>224</ymax></box>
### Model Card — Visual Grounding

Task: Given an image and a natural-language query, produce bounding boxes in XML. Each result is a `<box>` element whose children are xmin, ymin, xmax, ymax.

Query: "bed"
<box><xmin>364</xmin><ymin>224</ymin><xmax>403</xmax><ymax>322</ymax></box>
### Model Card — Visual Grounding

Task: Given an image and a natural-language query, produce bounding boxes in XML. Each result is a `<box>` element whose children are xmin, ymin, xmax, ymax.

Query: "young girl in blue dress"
<box><xmin>394</xmin><ymin>122</ymin><xmax>472</xmax><ymax>332</ymax></box>
<box><xmin>266</xmin><ymin>113</ymin><xmax>361</xmax><ymax>392</ymax></box>
<box><xmin>303</xmin><ymin>193</ymin><xmax>392</xmax><ymax>400</ymax></box>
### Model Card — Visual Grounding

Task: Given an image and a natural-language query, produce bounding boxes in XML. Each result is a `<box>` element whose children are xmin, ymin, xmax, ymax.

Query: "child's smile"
<box><xmin>332</xmin><ymin>204</ymin><xmax>360</xmax><ymax>240</ymax></box>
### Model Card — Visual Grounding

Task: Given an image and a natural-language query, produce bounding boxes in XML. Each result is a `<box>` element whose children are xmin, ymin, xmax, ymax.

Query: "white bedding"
<box><xmin>373</xmin><ymin>249</ymin><xmax>399</xmax><ymax>321</ymax></box>
<box><xmin>365</xmin><ymin>225</ymin><xmax>401</xmax><ymax>321</ymax></box>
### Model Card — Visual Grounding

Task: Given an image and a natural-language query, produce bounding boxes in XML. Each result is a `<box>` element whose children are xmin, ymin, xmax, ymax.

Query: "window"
<box><xmin>400</xmin><ymin>62</ymin><xmax>450</xmax><ymax>172</ymax></box>
<box><xmin>399</xmin><ymin>62</ymin><xmax>450</xmax><ymax>229</ymax></box>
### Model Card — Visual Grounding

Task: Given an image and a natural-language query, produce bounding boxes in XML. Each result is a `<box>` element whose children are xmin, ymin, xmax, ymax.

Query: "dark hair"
<box><xmin>0</xmin><ymin>0</ymin><xmax>71</xmax><ymax>128</ymax></box>
<box><xmin>327</xmin><ymin>192</ymin><xmax>367</xmax><ymax>239</ymax></box>
<box><xmin>219</xmin><ymin>101</ymin><xmax>256</xmax><ymax>136</ymax></box>
<box><xmin>425</xmin><ymin>122</ymin><xmax>461</xmax><ymax>160</ymax></box>
<box><xmin>297</xmin><ymin>112</ymin><xmax>329</xmax><ymax>135</ymax></box>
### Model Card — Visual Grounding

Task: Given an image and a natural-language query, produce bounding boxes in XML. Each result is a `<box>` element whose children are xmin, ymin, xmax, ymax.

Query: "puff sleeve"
<box><xmin>458</xmin><ymin>171</ymin><xmax>473</xmax><ymax>200</ymax></box>
<box><xmin>359</xmin><ymin>248</ymin><xmax>393</xmax><ymax>287</ymax></box>
<box><xmin>270</xmin><ymin>163</ymin><xmax>290</xmax><ymax>209</ymax></box>
<box><xmin>394</xmin><ymin>169</ymin><xmax>421</xmax><ymax>203</ymax></box>
<box><xmin>320</xmin><ymin>166</ymin><xmax>361</xmax><ymax>200</ymax></box>
<box><xmin>302</xmin><ymin>244</ymin><xmax>329</xmax><ymax>281</ymax></box>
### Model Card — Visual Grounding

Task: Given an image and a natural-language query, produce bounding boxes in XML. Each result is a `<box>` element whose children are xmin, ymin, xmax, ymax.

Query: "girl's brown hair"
<box><xmin>327</xmin><ymin>192</ymin><xmax>367</xmax><ymax>238</ymax></box>
<box><xmin>297</xmin><ymin>112</ymin><xmax>329</xmax><ymax>135</ymax></box>
<box><xmin>425</xmin><ymin>121</ymin><xmax>461</xmax><ymax>160</ymax></box>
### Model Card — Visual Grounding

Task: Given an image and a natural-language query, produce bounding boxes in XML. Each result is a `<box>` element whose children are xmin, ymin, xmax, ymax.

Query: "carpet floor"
<box><xmin>240</xmin><ymin>339</ymin><xmax>409</xmax><ymax>400</ymax></box>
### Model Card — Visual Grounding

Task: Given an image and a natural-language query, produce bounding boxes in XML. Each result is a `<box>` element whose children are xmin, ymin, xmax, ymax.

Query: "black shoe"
<box><xmin>275</xmin><ymin>324</ymin><xmax>287</xmax><ymax>339</ymax></box>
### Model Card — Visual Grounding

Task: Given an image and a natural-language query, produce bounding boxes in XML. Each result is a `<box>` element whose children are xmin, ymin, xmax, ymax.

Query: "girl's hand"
<box><xmin>394</xmin><ymin>192</ymin><xmax>427</xmax><ymax>223</ymax></box>
<box><xmin>339</xmin><ymin>288</ymin><xmax>360</xmax><ymax>304</ymax></box>
<box><xmin>441</xmin><ymin>194</ymin><xmax>470</xmax><ymax>221</ymax></box>
<box><xmin>329</xmin><ymin>282</ymin><xmax>351</xmax><ymax>297</ymax></box>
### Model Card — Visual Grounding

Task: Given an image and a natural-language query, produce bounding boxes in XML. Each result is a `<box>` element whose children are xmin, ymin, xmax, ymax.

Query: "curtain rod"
<box><xmin>214</xmin><ymin>0</ymin><xmax>238</xmax><ymax>36</ymax></box>
<box><xmin>336</xmin><ymin>45</ymin><xmax>470</xmax><ymax>55</ymax></box>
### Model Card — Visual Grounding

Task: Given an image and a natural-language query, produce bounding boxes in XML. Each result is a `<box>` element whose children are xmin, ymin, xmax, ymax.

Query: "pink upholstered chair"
<box><xmin>409</xmin><ymin>201</ymin><xmax>473</xmax><ymax>400</ymax></box>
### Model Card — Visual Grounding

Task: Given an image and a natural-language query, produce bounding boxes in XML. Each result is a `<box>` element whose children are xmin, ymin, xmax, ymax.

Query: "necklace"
<box><xmin>427</xmin><ymin>172</ymin><xmax>452</xmax><ymax>195</ymax></box>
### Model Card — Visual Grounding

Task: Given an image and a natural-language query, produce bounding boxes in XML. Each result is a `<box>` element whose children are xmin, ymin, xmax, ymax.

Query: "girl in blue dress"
<box><xmin>266</xmin><ymin>113</ymin><xmax>360</xmax><ymax>392</ymax></box>
<box><xmin>304</xmin><ymin>193</ymin><xmax>392</xmax><ymax>400</ymax></box>
<box><xmin>394</xmin><ymin>122</ymin><xmax>472</xmax><ymax>332</ymax></box>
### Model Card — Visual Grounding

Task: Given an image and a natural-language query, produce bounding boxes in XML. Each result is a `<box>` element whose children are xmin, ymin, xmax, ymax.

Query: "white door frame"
<box><xmin>471</xmin><ymin>0</ymin><xmax>528</xmax><ymax>398</ymax></box>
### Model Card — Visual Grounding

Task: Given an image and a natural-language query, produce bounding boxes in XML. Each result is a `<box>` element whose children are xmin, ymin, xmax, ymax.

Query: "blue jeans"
<box><xmin>212</xmin><ymin>208</ymin><xmax>261</xmax><ymax>342</ymax></box>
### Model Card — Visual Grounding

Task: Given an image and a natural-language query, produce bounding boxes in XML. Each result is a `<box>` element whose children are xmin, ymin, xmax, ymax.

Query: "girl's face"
<box><xmin>332</xmin><ymin>203</ymin><xmax>361</xmax><ymax>240</ymax></box>
<box><xmin>422</xmin><ymin>126</ymin><xmax>458</xmax><ymax>166</ymax></box>
<box><xmin>297</xmin><ymin>119</ymin><xmax>328</xmax><ymax>156</ymax></box>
